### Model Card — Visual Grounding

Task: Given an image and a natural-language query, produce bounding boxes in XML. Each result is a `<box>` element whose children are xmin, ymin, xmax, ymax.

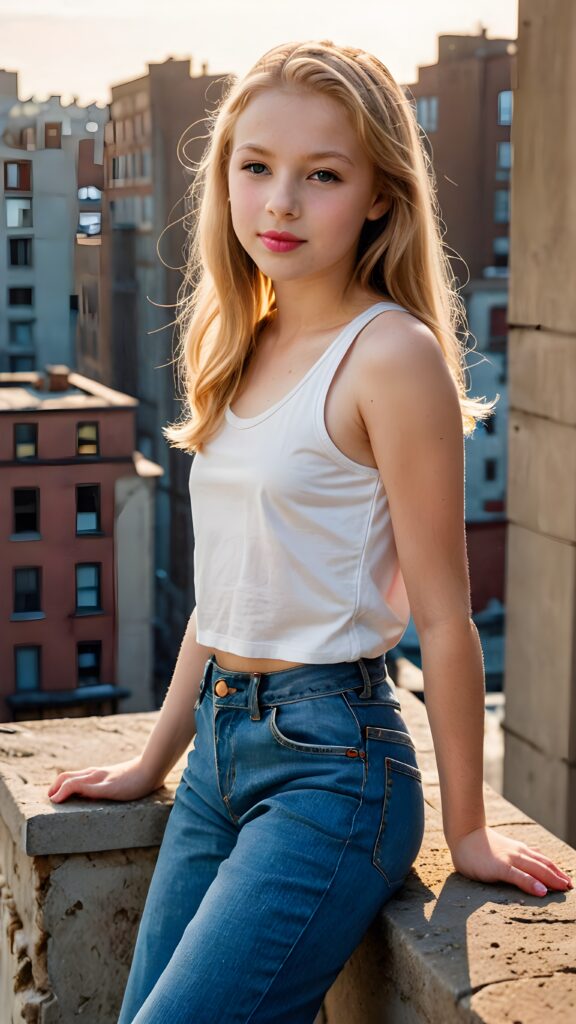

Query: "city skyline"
<box><xmin>0</xmin><ymin>0</ymin><xmax>518</xmax><ymax>106</ymax></box>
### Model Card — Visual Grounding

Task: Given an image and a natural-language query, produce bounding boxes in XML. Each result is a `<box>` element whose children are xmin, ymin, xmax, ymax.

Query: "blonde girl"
<box><xmin>48</xmin><ymin>39</ymin><xmax>572</xmax><ymax>1024</ymax></box>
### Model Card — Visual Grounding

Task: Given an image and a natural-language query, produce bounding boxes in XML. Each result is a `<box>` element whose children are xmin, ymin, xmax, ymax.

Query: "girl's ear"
<box><xmin>366</xmin><ymin>192</ymin><xmax>391</xmax><ymax>222</ymax></box>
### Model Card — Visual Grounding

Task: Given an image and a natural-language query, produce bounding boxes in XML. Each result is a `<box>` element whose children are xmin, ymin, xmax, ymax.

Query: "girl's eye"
<box><xmin>310</xmin><ymin>169</ymin><xmax>340</xmax><ymax>184</ymax></box>
<box><xmin>242</xmin><ymin>162</ymin><xmax>268</xmax><ymax>174</ymax></box>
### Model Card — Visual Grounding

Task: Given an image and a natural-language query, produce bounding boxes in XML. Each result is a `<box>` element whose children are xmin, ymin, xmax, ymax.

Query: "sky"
<box><xmin>0</xmin><ymin>0</ymin><xmax>518</xmax><ymax>107</ymax></box>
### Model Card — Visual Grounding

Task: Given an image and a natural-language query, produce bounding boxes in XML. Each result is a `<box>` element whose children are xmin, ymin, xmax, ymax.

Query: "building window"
<box><xmin>484</xmin><ymin>416</ymin><xmax>496</xmax><ymax>435</ymax></box>
<box><xmin>416</xmin><ymin>96</ymin><xmax>438</xmax><ymax>132</ymax></box>
<box><xmin>77</xmin><ymin>422</ymin><xmax>99</xmax><ymax>456</ymax></box>
<box><xmin>497</xmin><ymin>141</ymin><xmax>511</xmax><ymax>171</ymax></box>
<box><xmin>494</xmin><ymin>190</ymin><xmax>510</xmax><ymax>224</ymax></box>
<box><xmin>8</xmin><ymin>287</ymin><xmax>33</xmax><ymax>306</ymax></box>
<box><xmin>4</xmin><ymin>160</ymin><xmax>32</xmax><ymax>191</ymax></box>
<box><xmin>78</xmin><ymin>185</ymin><xmax>102</xmax><ymax>201</ymax></box>
<box><xmin>485</xmin><ymin>458</ymin><xmax>498</xmax><ymax>482</ymax></box>
<box><xmin>77</xmin><ymin>642</ymin><xmax>102</xmax><ymax>685</ymax></box>
<box><xmin>13</xmin><ymin>488</ymin><xmax>39</xmax><ymax>533</ymax></box>
<box><xmin>76</xmin><ymin>563</ymin><xmax>101</xmax><ymax>612</ymax></box>
<box><xmin>498</xmin><ymin>90</ymin><xmax>513</xmax><ymax>125</ymax></box>
<box><xmin>76</xmin><ymin>484</ymin><xmax>101</xmax><ymax>533</ymax></box>
<box><xmin>44</xmin><ymin>122</ymin><xmax>62</xmax><ymax>148</ymax></box>
<box><xmin>9</xmin><ymin>355</ymin><xmax>35</xmax><ymax>372</ymax></box>
<box><xmin>15</xmin><ymin>647</ymin><xmax>41</xmax><ymax>691</ymax></box>
<box><xmin>14</xmin><ymin>567</ymin><xmax>41</xmax><ymax>613</ymax></box>
<box><xmin>9</xmin><ymin>320</ymin><xmax>34</xmax><ymax>346</ymax></box>
<box><xmin>77</xmin><ymin>211</ymin><xmax>101</xmax><ymax>236</ymax></box>
<box><xmin>14</xmin><ymin>422</ymin><xmax>37</xmax><ymax>458</ymax></box>
<box><xmin>6</xmin><ymin>197</ymin><xmax>32</xmax><ymax>228</ymax></box>
<box><xmin>493</xmin><ymin>236</ymin><xmax>509</xmax><ymax>268</ymax></box>
<box><xmin>8</xmin><ymin>237</ymin><xmax>33</xmax><ymax>267</ymax></box>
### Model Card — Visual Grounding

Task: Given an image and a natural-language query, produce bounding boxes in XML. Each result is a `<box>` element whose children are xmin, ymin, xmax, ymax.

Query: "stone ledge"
<box><xmin>0</xmin><ymin>712</ymin><xmax>186</xmax><ymax>855</ymax></box>
<box><xmin>323</xmin><ymin>659</ymin><xmax>576</xmax><ymax>1024</ymax></box>
<box><xmin>0</xmin><ymin>668</ymin><xmax>574</xmax><ymax>1022</ymax></box>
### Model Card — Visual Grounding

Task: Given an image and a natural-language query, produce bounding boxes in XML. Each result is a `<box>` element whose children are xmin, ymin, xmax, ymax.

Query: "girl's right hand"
<box><xmin>47</xmin><ymin>755</ymin><xmax>163</xmax><ymax>804</ymax></box>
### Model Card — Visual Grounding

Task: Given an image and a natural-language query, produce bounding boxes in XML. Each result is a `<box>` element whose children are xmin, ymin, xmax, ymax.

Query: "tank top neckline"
<box><xmin>225</xmin><ymin>300</ymin><xmax>404</xmax><ymax>430</ymax></box>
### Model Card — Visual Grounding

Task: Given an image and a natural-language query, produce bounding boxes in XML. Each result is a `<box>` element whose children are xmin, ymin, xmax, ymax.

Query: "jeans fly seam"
<box><xmin>212</xmin><ymin>708</ymin><xmax>239</xmax><ymax>826</ymax></box>
<box><xmin>243</xmin><ymin>758</ymin><xmax>369</xmax><ymax>1024</ymax></box>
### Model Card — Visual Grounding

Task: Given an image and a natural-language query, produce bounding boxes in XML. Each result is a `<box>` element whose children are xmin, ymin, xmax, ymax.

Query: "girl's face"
<box><xmin>227</xmin><ymin>87</ymin><xmax>388</xmax><ymax>285</ymax></box>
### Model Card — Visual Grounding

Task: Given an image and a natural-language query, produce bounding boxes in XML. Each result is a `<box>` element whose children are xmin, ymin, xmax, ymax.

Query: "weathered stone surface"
<box><xmin>0</xmin><ymin>712</ymin><xmax>189</xmax><ymax>855</ymax></box>
<box><xmin>323</xmin><ymin>677</ymin><xmax>576</xmax><ymax>1024</ymax></box>
<box><xmin>507</xmin><ymin>409</ymin><xmax>576</xmax><ymax>543</ymax></box>
<box><xmin>503</xmin><ymin>524</ymin><xmax>576</xmax><ymax>766</ymax></box>
<box><xmin>509</xmin><ymin>328</ymin><xmax>576</xmax><ymax>427</ymax></box>
<box><xmin>0</xmin><ymin>675</ymin><xmax>574</xmax><ymax>1022</ymax></box>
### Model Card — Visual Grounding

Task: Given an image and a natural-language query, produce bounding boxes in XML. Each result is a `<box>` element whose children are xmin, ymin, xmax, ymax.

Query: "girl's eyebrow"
<box><xmin>233</xmin><ymin>143</ymin><xmax>354</xmax><ymax>166</ymax></box>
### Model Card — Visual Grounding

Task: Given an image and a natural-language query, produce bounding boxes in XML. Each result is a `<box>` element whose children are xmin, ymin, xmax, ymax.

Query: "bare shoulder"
<box><xmin>359</xmin><ymin>309</ymin><xmax>445</xmax><ymax>371</ymax></box>
<box><xmin>355</xmin><ymin>309</ymin><xmax>459</xmax><ymax>410</ymax></box>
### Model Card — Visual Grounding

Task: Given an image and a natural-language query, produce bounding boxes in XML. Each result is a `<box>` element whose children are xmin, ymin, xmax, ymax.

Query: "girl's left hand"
<box><xmin>448</xmin><ymin>825</ymin><xmax>574</xmax><ymax>897</ymax></box>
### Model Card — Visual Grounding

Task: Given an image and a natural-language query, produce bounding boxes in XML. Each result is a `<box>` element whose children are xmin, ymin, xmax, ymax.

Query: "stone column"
<box><xmin>504</xmin><ymin>0</ymin><xmax>576</xmax><ymax>843</ymax></box>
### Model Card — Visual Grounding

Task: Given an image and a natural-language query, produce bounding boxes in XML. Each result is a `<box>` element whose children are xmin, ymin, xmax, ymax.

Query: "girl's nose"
<box><xmin>265</xmin><ymin>181</ymin><xmax>300</xmax><ymax>219</ymax></box>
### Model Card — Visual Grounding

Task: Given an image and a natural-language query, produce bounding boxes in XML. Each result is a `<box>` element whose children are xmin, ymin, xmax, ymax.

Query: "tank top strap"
<box><xmin>313</xmin><ymin>300</ymin><xmax>408</xmax><ymax>394</ymax></box>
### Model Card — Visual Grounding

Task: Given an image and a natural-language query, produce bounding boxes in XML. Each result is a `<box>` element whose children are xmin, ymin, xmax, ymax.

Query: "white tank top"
<box><xmin>189</xmin><ymin>301</ymin><xmax>411</xmax><ymax>663</ymax></box>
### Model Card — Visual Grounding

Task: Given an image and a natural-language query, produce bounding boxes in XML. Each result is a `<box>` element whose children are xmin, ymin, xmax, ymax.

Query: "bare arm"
<box><xmin>358</xmin><ymin>316</ymin><xmax>484</xmax><ymax>843</ymax></box>
<box><xmin>48</xmin><ymin>608</ymin><xmax>214</xmax><ymax>802</ymax></box>
<box><xmin>356</xmin><ymin>313</ymin><xmax>572</xmax><ymax>895</ymax></box>
<box><xmin>140</xmin><ymin>608</ymin><xmax>214</xmax><ymax>789</ymax></box>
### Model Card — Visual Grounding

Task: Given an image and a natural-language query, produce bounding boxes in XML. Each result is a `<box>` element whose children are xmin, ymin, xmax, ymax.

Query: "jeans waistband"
<box><xmin>198</xmin><ymin>654</ymin><xmax>400</xmax><ymax>721</ymax></box>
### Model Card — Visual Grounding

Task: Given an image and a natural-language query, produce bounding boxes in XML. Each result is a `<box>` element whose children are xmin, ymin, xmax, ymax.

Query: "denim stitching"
<box><xmin>269</xmin><ymin>706</ymin><xmax>364</xmax><ymax>758</ymax></box>
<box><xmin>372</xmin><ymin>756</ymin><xmax>423</xmax><ymax>885</ymax></box>
<box><xmin>243</xmin><ymin>749</ymin><xmax>369</xmax><ymax>1023</ymax></box>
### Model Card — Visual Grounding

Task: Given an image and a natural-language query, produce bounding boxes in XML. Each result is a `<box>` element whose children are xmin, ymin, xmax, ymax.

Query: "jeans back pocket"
<box><xmin>367</xmin><ymin>728</ymin><xmax>425</xmax><ymax>887</ymax></box>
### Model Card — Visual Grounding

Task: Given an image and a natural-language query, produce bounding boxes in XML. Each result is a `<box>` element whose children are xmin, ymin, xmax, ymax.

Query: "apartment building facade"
<box><xmin>404</xmin><ymin>28</ymin><xmax>514</xmax><ymax>616</ymax></box>
<box><xmin>75</xmin><ymin>57</ymin><xmax>230</xmax><ymax>693</ymax></box>
<box><xmin>0</xmin><ymin>68</ymin><xmax>108</xmax><ymax>374</ymax></box>
<box><xmin>0</xmin><ymin>365</ymin><xmax>162</xmax><ymax>721</ymax></box>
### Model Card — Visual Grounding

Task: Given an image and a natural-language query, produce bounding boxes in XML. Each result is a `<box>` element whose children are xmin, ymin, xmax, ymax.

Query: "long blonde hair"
<box><xmin>163</xmin><ymin>39</ymin><xmax>496</xmax><ymax>453</ymax></box>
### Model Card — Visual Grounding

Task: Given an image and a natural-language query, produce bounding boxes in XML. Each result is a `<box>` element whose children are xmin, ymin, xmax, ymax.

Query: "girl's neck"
<box><xmin>269</xmin><ymin>283</ymin><xmax>390</xmax><ymax>343</ymax></box>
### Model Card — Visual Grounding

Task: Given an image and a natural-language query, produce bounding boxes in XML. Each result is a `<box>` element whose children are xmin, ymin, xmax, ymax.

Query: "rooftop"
<box><xmin>0</xmin><ymin>366</ymin><xmax>138</xmax><ymax>412</ymax></box>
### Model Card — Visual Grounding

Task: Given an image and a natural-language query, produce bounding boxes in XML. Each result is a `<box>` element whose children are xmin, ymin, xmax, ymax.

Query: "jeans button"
<box><xmin>215</xmin><ymin>680</ymin><xmax>230</xmax><ymax>697</ymax></box>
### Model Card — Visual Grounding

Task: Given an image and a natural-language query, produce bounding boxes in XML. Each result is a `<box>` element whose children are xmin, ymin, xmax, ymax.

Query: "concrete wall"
<box><xmin>503</xmin><ymin>0</ymin><xmax>576</xmax><ymax>844</ymax></box>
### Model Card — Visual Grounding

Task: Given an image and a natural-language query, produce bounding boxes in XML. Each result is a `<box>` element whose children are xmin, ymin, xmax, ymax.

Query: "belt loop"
<box><xmin>358</xmin><ymin>658</ymin><xmax>373</xmax><ymax>699</ymax></box>
<box><xmin>194</xmin><ymin>658</ymin><xmax>212</xmax><ymax>712</ymax></box>
<box><xmin>248</xmin><ymin>672</ymin><xmax>262</xmax><ymax>720</ymax></box>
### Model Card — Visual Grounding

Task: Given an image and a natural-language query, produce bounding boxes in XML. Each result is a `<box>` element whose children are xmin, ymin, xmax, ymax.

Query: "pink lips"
<box><xmin>259</xmin><ymin>231</ymin><xmax>306</xmax><ymax>253</ymax></box>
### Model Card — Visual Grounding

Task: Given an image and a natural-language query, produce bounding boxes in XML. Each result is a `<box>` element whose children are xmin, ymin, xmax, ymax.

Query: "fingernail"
<box><xmin>534</xmin><ymin>882</ymin><xmax>547</xmax><ymax>896</ymax></box>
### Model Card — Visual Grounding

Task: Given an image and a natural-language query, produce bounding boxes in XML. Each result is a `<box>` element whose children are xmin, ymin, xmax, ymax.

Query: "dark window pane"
<box><xmin>15</xmin><ymin>647</ymin><xmax>40</xmax><ymax>691</ymax></box>
<box><xmin>76</xmin><ymin>484</ymin><xmax>101</xmax><ymax>532</ymax></box>
<box><xmin>9</xmin><ymin>237</ymin><xmax>32</xmax><ymax>267</ymax></box>
<box><xmin>8</xmin><ymin>287</ymin><xmax>33</xmax><ymax>306</ymax></box>
<box><xmin>9</xmin><ymin>355</ymin><xmax>35</xmax><ymax>372</ymax></box>
<box><xmin>77</xmin><ymin>642</ymin><xmax>102</xmax><ymax>685</ymax></box>
<box><xmin>485</xmin><ymin>459</ymin><xmax>498</xmax><ymax>482</ymax></box>
<box><xmin>14</xmin><ymin>567</ymin><xmax>41</xmax><ymax>612</ymax></box>
<box><xmin>14</xmin><ymin>488</ymin><xmax>38</xmax><ymax>532</ymax></box>
<box><xmin>14</xmin><ymin>423</ymin><xmax>37</xmax><ymax>459</ymax></box>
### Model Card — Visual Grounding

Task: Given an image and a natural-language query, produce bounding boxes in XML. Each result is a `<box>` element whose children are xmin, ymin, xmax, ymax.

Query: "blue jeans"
<box><xmin>118</xmin><ymin>654</ymin><xmax>425</xmax><ymax>1023</ymax></box>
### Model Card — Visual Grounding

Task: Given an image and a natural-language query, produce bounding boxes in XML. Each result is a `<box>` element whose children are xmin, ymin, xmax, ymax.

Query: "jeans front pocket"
<box><xmin>367</xmin><ymin>726</ymin><xmax>425</xmax><ymax>886</ymax></box>
<box><xmin>269</xmin><ymin>691</ymin><xmax>364</xmax><ymax>757</ymax></box>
